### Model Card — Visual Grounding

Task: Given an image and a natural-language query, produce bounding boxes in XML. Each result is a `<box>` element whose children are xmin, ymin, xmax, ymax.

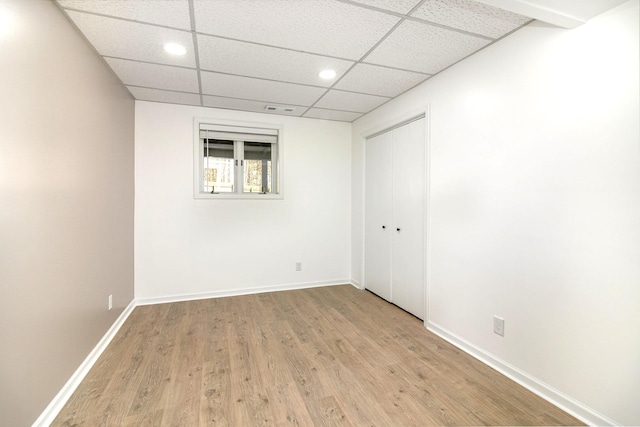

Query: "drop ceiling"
<box><xmin>53</xmin><ymin>1</ymin><xmax>550</xmax><ymax>122</ymax></box>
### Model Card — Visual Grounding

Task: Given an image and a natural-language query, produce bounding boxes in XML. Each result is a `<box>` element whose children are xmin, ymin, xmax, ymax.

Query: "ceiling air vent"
<box><xmin>265</xmin><ymin>105</ymin><xmax>296</xmax><ymax>113</ymax></box>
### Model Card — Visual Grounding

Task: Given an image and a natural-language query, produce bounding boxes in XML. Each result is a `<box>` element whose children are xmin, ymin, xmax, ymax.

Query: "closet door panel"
<box><xmin>364</xmin><ymin>132</ymin><xmax>393</xmax><ymax>301</ymax></box>
<box><xmin>391</xmin><ymin>118</ymin><xmax>425</xmax><ymax>319</ymax></box>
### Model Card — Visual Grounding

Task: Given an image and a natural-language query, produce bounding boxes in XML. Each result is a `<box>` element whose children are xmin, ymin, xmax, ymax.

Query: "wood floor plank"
<box><xmin>273</xmin><ymin>320</ymin><xmax>330</xmax><ymax>404</ymax></box>
<box><xmin>199</xmin><ymin>358</ymin><xmax>232</xmax><ymax>426</ymax></box>
<box><xmin>53</xmin><ymin>285</ymin><xmax>583</xmax><ymax>426</ymax></box>
<box><xmin>161</xmin><ymin>301</ymin><xmax>208</xmax><ymax>427</ymax></box>
<box><xmin>199</xmin><ymin>315</ymin><xmax>233</xmax><ymax>425</ymax></box>
<box><xmin>292</xmin><ymin>290</ymin><xmax>490</xmax><ymax>426</ymax></box>
<box><xmin>302</xmin><ymin>307</ymin><xmax>443</xmax><ymax>426</ymax></box>
<box><xmin>388</xmin><ymin>322</ymin><xmax>550</xmax><ymax>425</ymax></box>
<box><xmin>123</xmin><ymin>408</ymin><xmax>164</xmax><ymax>426</ymax></box>
<box><xmin>318</xmin><ymin>288</ymin><xmax>541</xmax><ymax>425</ymax></box>
<box><xmin>304</xmin><ymin>395</ymin><xmax>352</xmax><ymax>427</ymax></box>
<box><xmin>265</xmin><ymin>383</ymin><xmax>315</xmax><ymax>426</ymax></box>
<box><xmin>302</xmin><ymin>315</ymin><xmax>441</xmax><ymax>425</ymax></box>
<box><xmin>299</xmin><ymin>332</ymin><xmax>395</xmax><ymax>426</ymax></box>
<box><xmin>226</xmin><ymin>315</ymin><xmax>273</xmax><ymax>425</ymax></box>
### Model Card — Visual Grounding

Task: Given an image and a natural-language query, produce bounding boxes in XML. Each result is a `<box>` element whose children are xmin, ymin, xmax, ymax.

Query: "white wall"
<box><xmin>135</xmin><ymin>102</ymin><xmax>352</xmax><ymax>300</ymax></box>
<box><xmin>0</xmin><ymin>1</ymin><xmax>135</xmax><ymax>425</ymax></box>
<box><xmin>352</xmin><ymin>1</ymin><xmax>639</xmax><ymax>425</ymax></box>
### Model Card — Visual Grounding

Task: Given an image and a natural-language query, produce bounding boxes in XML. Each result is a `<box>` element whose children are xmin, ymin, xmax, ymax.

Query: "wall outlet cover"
<box><xmin>494</xmin><ymin>316</ymin><xmax>504</xmax><ymax>336</ymax></box>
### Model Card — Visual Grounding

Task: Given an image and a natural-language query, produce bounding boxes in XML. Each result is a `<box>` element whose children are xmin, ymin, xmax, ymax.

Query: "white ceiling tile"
<box><xmin>105</xmin><ymin>58</ymin><xmax>199</xmax><ymax>93</ymax></box>
<box><xmin>57</xmin><ymin>0</ymin><xmax>532</xmax><ymax>117</ymax></box>
<box><xmin>127</xmin><ymin>87</ymin><xmax>201</xmax><ymax>106</ymax></box>
<box><xmin>364</xmin><ymin>20</ymin><xmax>490</xmax><ymax>74</ymax></box>
<box><xmin>197</xmin><ymin>35</ymin><xmax>354</xmax><ymax>87</ymax></box>
<box><xmin>335</xmin><ymin>63</ymin><xmax>429</xmax><ymax>97</ymax></box>
<box><xmin>411</xmin><ymin>0</ymin><xmax>530</xmax><ymax>38</ymax></box>
<box><xmin>57</xmin><ymin>0</ymin><xmax>192</xmax><ymax>30</ymax></box>
<box><xmin>314</xmin><ymin>90</ymin><xmax>389</xmax><ymax>113</ymax></box>
<box><xmin>203</xmin><ymin>96</ymin><xmax>303</xmax><ymax>116</ymax></box>
<box><xmin>65</xmin><ymin>12</ymin><xmax>195</xmax><ymax>67</ymax></box>
<box><xmin>348</xmin><ymin>0</ymin><xmax>422</xmax><ymax>14</ymax></box>
<box><xmin>474</xmin><ymin>0</ymin><xmax>628</xmax><ymax>28</ymax></box>
<box><xmin>201</xmin><ymin>72</ymin><xmax>326</xmax><ymax>107</ymax></box>
<box><xmin>193</xmin><ymin>0</ymin><xmax>400</xmax><ymax>59</ymax></box>
<box><xmin>303</xmin><ymin>108</ymin><xmax>363</xmax><ymax>122</ymax></box>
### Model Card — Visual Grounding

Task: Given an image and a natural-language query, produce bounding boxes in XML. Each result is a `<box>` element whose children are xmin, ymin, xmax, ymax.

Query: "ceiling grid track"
<box><xmin>303</xmin><ymin>0</ymin><xmax>428</xmax><ymax>116</ymax></box>
<box><xmin>54</xmin><ymin>0</ymin><xmax>539</xmax><ymax>121</ymax></box>
<box><xmin>187</xmin><ymin>0</ymin><xmax>203</xmax><ymax>106</ymax></box>
<box><xmin>336</xmin><ymin>0</ymin><xmax>495</xmax><ymax>40</ymax></box>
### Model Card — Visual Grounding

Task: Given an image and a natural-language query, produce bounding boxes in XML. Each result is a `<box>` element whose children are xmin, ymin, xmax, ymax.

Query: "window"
<box><xmin>194</xmin><ymin>119</ymin><xmax>282</xmax><ymax>199</ymax></box>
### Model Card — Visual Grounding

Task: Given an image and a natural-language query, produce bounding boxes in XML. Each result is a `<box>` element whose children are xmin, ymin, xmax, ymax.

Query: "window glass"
<box><xmin>243</xmin><ymin>141</ymin><xmax>272</xmax><ymax>193</ymax></box>
<box><xmin>203</xmin><ymin>139</ymin><xmax>234</xmax><ymax>193</ymax></box>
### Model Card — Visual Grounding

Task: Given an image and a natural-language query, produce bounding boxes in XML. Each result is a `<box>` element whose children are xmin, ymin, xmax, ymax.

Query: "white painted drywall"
<box><xmin>353</xmin><ymin>1</ymin><xmax>639</xmax><ymax>425</ymax></box>
<box><xmin>0</xmin><ymin>1</ymin><xmax>135</xmax><ymax>425</ymax></box>
<box><xmin>135</xmin><ymin>102</ymin><xmax>351</xmax><ymax>300</ymax></box>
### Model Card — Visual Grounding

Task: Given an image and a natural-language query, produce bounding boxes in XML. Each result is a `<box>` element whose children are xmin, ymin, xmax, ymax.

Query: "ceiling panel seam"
<box><xmin>126</xmin><ymin>85</ymin><xmax>199</xmax><ymax>96</ymax></box>
<box><xmin>309</xmin><ymin>0</ymin><xmax>422</xmax><ymax>118</ymax></box>
<box><xmin>337</xmin><ymin>0</ymin><xmax>430</xmax><ymax>116</ymax></box>
<box><xmin>54</xmin><ymin>0</ymin><xmax>537</xmax><ymax>122</ymax></box>
<box><xmin>419</xmin><ymin>18</ymin><xmax>536</xmax><ymax>81</ymax></box>
<box><xmin>200</xmin><ymin>92</ymin><xmax>371</xmax><ymax>115</ymax></box>
<box><xmin>103</xmin><ymin>56</ymin><xmax>196</xmax><ymax>71</ymax></box>
<box><xmin>103</xmin><ymin>53</ymin><xmax>431</xmax><ymax>87</ymax></box>
<box><xmin>335</xmin><ymin>0</ymin><xmax>495</xmax><ymax>40</ymax></box>
<box><xmin>57</xmin><ymin>7</ymin><xmax>192</xmax><ymax>33</ymax></box>
<box><xmin>302</xmin><ymin>0</ymin><xmax>426</xmax><ymax>116</ymax></box>
<box><xmin>59</xmin><ymin>4</ymin><xmax>495</xmax><ymax>54</ymax></box>
<box><xmin>126</xmin><ymin>81</ymin><xmax>390</xmax><ymax>110</ymax></box>
<box><xmin>104</xmin><ymin>54</ymin><xmax>413</xmax><ymax>99</ymax></box>
<box><xmin>187</xmin><ymin>0</ymin><xmax>203</xmax><ymax>106</ymax></box>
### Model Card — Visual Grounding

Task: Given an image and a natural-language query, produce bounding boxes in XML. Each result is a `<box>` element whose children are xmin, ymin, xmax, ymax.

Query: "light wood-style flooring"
<box><xmin>53</xmin><ymin>285</ymin><xmax>582</xmax><ymax>426</ymax></box>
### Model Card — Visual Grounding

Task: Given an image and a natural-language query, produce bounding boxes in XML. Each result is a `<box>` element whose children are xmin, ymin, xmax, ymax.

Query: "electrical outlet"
<box><xmin>493</xmin><ymin>316</ymin><xmax>504</xmax><ymax>336</ymax></box>
<box><xmin>295</xmin><ymin>262</ymin><xmax>302</xmax><ymax>271</ymax></box>
<box><xmin>108</xmin><ymin>295</ymin><xmax>113</xmax><ymax>311</ymax></box>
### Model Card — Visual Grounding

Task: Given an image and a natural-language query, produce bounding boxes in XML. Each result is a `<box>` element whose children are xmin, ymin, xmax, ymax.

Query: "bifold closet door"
<box><xmin>364</xmin><ymin>117</ymin><xmax>425</xmax><ymax>320</ymax></box>
<box><xmin>364</xmin><ymin>131</ymin><xmax>392</xmax><ymax>301</ymax></box>
<box><xmin>391</xmin><ymin>118</ymin><xmax>425</xmax><ymax>319</ymax></box>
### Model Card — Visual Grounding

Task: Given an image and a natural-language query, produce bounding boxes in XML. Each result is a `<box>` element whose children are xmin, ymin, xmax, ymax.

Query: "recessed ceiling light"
<box><xmin>319</xmin><ymin>69</ymin><xmax>337</xmax><ymax>80</ymax></box>
<box><xmin>163</xmin><ymin>42</ymin><xmax>186</xmax><ymax>56</ymax></box>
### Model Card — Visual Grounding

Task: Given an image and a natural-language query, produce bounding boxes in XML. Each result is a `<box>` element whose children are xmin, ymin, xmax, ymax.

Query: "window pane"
<box><xmin>243</xmin><ymin>141</ymin><xmax>272</xmax><ymax>193</ymax></box>
<box><xmin>203</xmin><ymin>139</ymin><xmax>234</xmax><ymax>193</ymax></box>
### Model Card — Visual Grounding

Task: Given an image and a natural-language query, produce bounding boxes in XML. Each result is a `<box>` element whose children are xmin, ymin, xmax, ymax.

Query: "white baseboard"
<box><xmin>135</xmin><ymin>279</ymin><xmax>351</xmax><ymax>306</ymax></box>
<box><xmin>32</xmin><ymin>301</ymin><xmax>136</xmax><ymax>427</ymax></box>
<box><xmin>426</xmin><ymin>321</ymin><xmax>619</xmax><ymax>427</ymax></box>
<box><xmin>349</xmin><ymin>279</ymin><xmax>364</xmax><ymax>289</ymax></box>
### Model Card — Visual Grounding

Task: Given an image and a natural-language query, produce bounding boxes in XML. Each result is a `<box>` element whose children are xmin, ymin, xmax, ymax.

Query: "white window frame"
<box><xmin>193</xmin><ymin>118</ymin><xmax>284</xmax><ymax>199</ymax></box>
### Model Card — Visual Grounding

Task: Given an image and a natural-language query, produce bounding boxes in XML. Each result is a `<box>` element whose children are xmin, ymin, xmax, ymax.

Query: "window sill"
<box><xmin>194</xmin><ymin>192</ymin><xmax>283</xmax><ymax>200</ymax></box>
